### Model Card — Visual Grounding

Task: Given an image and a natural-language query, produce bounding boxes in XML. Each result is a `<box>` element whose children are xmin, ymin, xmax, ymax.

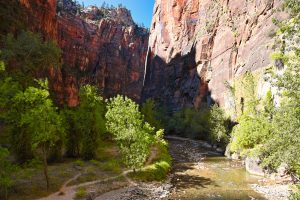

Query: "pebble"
<box><xmin>251</xmin><ymin>184</ymin><xmax>291</xmax><ymax>200</ymax></box>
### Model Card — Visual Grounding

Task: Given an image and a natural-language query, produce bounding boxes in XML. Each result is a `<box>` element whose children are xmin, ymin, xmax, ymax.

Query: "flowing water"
<box><xmin>165</xmin><ymin>137</ymin><xmax>266</xmax><ymax>200</ymax></box>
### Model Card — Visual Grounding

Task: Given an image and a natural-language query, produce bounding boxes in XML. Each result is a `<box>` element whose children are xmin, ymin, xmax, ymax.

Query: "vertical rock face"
<box><xmin>143</xmin><ymin>0</ymin><xmax>285</xmax><ymax>111</ymax></box>
<box><xmin>19</xmin><ymin>0</ymin><xmax>148</xmax><ymax>106</ymax></box>
<box><xmin>56</xmin><ymin>5</ymin><xmax>148</xmax><ymax>106</ymax></box>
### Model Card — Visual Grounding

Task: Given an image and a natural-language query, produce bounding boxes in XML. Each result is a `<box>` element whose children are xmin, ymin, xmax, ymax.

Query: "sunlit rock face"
<box><xmin>20</xmin><ymin>0</ymin><xmax>149</xmax><ymax>106</ymax></box>
<box><xmin>143</xmin><ymin>0</ymin><xmax>286</xmax><ymax>111</ymax></box>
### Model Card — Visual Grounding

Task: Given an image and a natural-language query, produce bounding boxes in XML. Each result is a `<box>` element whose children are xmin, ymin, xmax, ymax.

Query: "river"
<box><xmin>165</xmin><ymin>137</ymin><xmax>266</xmax><ymax>200</ymax></box>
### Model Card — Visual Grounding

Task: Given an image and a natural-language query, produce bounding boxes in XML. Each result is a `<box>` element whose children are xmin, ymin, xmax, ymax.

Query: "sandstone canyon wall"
<box><xmin>19</xmin><ymin>0</ymin><xmax>148</xmax><ymax>106</ymax></box>
<box><xmin>143</xmin><ymin>0</ymin><xmax>285</xmax><ymax>111</ymax></box>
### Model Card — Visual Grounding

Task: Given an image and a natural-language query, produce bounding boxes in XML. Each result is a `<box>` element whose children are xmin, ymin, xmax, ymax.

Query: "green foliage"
<box><xmin>241</xmin><ymin>72</ymin><xmax>258</xmax><ymax>115</ymax></box>
<box><xmin>66</xmin><ymin>85</ymin><xmax>106</xmax><ymax>160</ymax></box>
<box><xmin>208</xmin><ymin>104</ymin><xmax>229</xmax><ymax>145</ymax></box>
<box><xmin>13</xmin><ymin>80</ymin><xmax>65</xmax><ymax>190</ymax></box>
<box><xmin>0</xmin><ymin>148</ymin><xmax>17</xmax><ymax>199</ymax></box>
<box><xmin>74</xmin><ymin>160</ymin><xmax>85</xmax><ymax>167</ymax></box>
<box><xmin>262</xmin><ymin>90</ymin><xmax>275</xmax><ymax>119</ymax></box>
<box><xmin>141</xmin><ymin>99</ymin><xmax>162</xmax><ymax>130</ymax></box>
<box><xmin>0</xmin><ymin>0</ymin><xmax>26</xmax><ymax>36</ymax></box>
<box><xmin>98</xmin><ymin>159</ymin><xmax>122</xmax><ymax>173</ymax></box>
<box><xmin>289</xmin><ymin>184</ymin><xmax>300</xmax><ymax>200</ymax></box>
<box><xmin>129</xmin><ymin>142</ymin><xmax>171</xmax><ymax>181</ymax></box>
<box><xmin>75</xmin><ymin>187</ymin><xmax>87</xmax><ymax>199</ymax></box>
<box><xmin>0</xmin><ymin>60</ymin><xmax>4</xmax><ymax>72</ymax></box>
<box><xmin>230</xmin><ymin>114</ymin><xmax>272</xmax><ymax>155</ymax></box>
<box><xmin>106</xmin><ymin>95</ymin><xmax>155</xmax><ymax>170</ymax></box>
<box><xmin>230</xmin><ymin>86</ymin><xmax>274</xmax><ymax>155</ymax></box>
<box><xmin>229</xmin><ymin>0</ymin><xmax>300</xmax><ymax>173</ymax></box>
<box><xmin>167</xmin><ymin>107</ymin><xmax>211</xmax><ymax>139</ymax></box>
<box><xmin>259</xmin><ymin>0</ymin><xmax>300</xmax><ymax>169</ymax></box>
<box><xmin>1</xmin><ymin>31</ymin><xmax>61</xmax><ymax>88</ymax></box>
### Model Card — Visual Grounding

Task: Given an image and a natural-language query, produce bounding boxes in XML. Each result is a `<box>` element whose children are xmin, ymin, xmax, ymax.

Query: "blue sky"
<box><xmin>82</xmin><ymin>0</ymin><xmax>155</xmax><ymax>27</ymax></box>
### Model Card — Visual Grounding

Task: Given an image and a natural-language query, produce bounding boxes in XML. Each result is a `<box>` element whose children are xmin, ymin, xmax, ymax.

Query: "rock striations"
<box><xmin>17</xmin><ymin>0</ymin><xmax>286</xmax><ymax>110</ymax></box>
<box><xmin>20</xmin><ymin>0</ymin><xmax>148</xmax><ymax>106</ymax></box>
<box><xmin>143</xmin><ymin>0</ymin><xmax>285</xmax><ymax>111</ymax></box>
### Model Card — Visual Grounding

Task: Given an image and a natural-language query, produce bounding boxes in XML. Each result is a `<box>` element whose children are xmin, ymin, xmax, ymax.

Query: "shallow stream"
<box><xmin>166</xmin><ymin>137</ymin><xmax>266</xmax><ymax>200</ymax></box>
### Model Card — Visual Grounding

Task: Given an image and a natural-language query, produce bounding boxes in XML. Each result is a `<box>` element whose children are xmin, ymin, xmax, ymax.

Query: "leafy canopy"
<box><xmin>106</xmin><ymin>95</ymin><xmax>155</xmax><ymax>170</ymax></box>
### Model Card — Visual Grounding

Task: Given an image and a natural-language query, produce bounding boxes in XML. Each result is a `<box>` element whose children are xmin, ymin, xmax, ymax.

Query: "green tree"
<box><xmin>0</xmin><ymin>63</ymin><xmax>31</xmax><ymax>162</ymax></box>
<box><xmin>78</xmin><ymin>85</ymin><xmax>106</xmax><ymax>160</ymax></box>
<box><xmin>106</xmin><ymin>95</ymin><xmax>154</xmax><ymax>171</ymax></box>
<box><xmin>0</xmin><ymin>32</ymin><xmax>62</xmax><ymax>163</ymax></box>
<box><xmin>0</xmin><ymin>148</ymin><xmax>17</xmax><ymax>200</ymax></box>
<box><xmin>14</xmin><ymin>80</ymin><xmax>65</xmax><ymax>190</ymax></box>
<box><xmin>68</xmin><ymin>85</ymin><xmax>106</xmax><ymax>160</ymax></box>
<box><xmin>208</xmin><ymin>104</ymin><xmax>229</xmax><ymax>145</ymax></box>
<box><xmin>141</xmin><ymin>99</ymin><xmax>162</xmax><ymax>130</ymax></box>
<box><xmin>230</xmin><ymin>73</ymin><xmax>273</xmax><ymax>155</ymax></box>
<box><xmin>1</xmin><ymin>31</ymin><xmax>61</xmax><ymax>88</ymax></box>
<box><xmin>167</xmin><ymin>107</ymin><xmax>210</xmax><ymax>139</ymax></box>
<box><xmin>260</xmin><ymin>0</ymin><xmax>300</xmax><ymax>169</ymax></box>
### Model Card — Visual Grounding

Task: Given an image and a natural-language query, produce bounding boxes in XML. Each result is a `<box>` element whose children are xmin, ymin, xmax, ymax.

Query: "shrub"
<box><xmin>74</xmin><ymin>160</ymin><xmax>85</xmax><ymax>167</ymax></box>
<box><xmin>0</xmin><ymin>148</ymin><xmax>17</xmax><ymax>199</ymax></box>
<box><xmin>129</xmin><ymin>142</ymin><xmax>172</xmax><ymax>181</ymax></box>
<box><xmin>208</xmin><ymin>104</ymin><xmax>229</xmax><ymax>146</ymax></box>
<box><xmin>167</xmin><ymin>107</ymin><xmax>210</xmax><ymax>139</ymax></box>
<box><xmin>75</xmin><ymin>187</ymin><xmax>87</xmax><ymax>199</ymax></box>
<box><xmin>141</xmin><ymin>99</ymin><xmax>162</xmax><ymax>130</ymax></box>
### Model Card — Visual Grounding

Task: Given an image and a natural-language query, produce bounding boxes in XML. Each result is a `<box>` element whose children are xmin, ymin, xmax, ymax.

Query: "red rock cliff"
<box><xmin>19</xmin><ymin>0</ymin><xmax>148</xmax><ymax>106</ymax></box>
<box><xmin>143</xmin><ymin>0</ymin><xmax>285</xmax><ymax>110</ymax></box>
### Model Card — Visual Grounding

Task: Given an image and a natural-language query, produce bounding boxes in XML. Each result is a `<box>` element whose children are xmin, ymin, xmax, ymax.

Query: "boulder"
<box><xmin>245</xmin><ymin>156</ymin><xmax>265</xmax><ymax>176</ymax></box>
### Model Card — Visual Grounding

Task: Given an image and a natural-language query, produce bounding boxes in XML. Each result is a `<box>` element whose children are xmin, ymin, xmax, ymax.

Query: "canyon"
<box><xmin>17</xmin><ymin>0</ymin><xmax>285</xmax><ymax>110</ymax></box>
<box><xmin>19</xmin><ymin>0</ymin><xmax>148</xmax><ymax>107</ymax></box>
<box><xmin>143</xmin><ymin>0</ymin><xmax>285</xmax><ymax>111</ymax></box>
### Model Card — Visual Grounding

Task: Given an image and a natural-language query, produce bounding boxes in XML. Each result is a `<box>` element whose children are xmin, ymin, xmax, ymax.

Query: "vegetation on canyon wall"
<box><xmin>229</xmin><ymin>0</ymin><xmax>300</xmax><ymax>171</ymax></box>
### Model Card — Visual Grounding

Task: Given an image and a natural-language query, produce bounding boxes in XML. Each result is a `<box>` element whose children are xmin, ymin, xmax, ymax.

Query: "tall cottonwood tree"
<box><xmin>106</xmin><ymin>95</ymin><xmax>154</xmax><ymax>171</ymax></box>
<box><xmin>14</xmin><ymin>81</ymin><xmax>65</xmax><ymax>190</ymax></box>
<box><xmin>66</xmin><ymin>85</ymin><xmax>106</xmax><ymax>160</ymax></box>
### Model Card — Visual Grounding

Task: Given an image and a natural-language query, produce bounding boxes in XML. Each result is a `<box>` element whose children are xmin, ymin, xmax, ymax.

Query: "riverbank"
<box><xmin>30</xmin><ymin>137</ymin><xmax>292</xmax><ymax>200</ymax></box>
<box><xmin>93</xmin><ymin>137</ymin><xmax>292</xmax><ymax>200</ymax></box>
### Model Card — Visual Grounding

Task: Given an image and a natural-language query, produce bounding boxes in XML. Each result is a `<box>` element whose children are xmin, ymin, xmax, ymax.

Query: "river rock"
<box><xmin>245</xmin><ymin>157</ymin><xmax>265</xmax><ymax>176</ymax></box>
<box><xmin>231</xmin><ymin>153</ymin><xmax>241</xmax><ymax>160</ymax></box>
<box><xmin>277</xmin><ymin>163</ymin><xmax>289</xmax><ymax>177</ymax></box>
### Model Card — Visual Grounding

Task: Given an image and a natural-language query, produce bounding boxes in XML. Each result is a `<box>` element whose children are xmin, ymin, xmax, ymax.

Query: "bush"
<box><xmin>0</xmin><ymin>148</ymin><xmax>18</xmax><ymax>199</ymax></box>
<box><xmin>99</xmin><ymin>159</ymin><xmax>122</xmax><ymax>173</ymax></box>
<box><xmin>74</xmin><ymin>160</ymin><xmax>85</xmax><ymax>167</ymax></box>
<box><xmin>129</xmin><ymin>142</ymin><xmax>172</xmax><ymax>181</ymax></box>
<box><xmin>289</xmin><ymin>184</ymin><xmax>300</xmax><ymax>200</ymax></box>
<box><xmin>75</xmin><ymin>187</ymin><xmax>87</xmax><ymax>199</ymax></box>
<box><xmin>141</xmin><ymin>99</ymin><xmax>162</xmax><ymax>130</ymax></box>
<box><xmin>208</xmin><ymin>104</ymin><xmax>229</xmax><ymax>146</ymax></box>
<box><xmin>167</xmin><ymin>107</ymin><xmax>210</xmax><ymax>139</ymax></box>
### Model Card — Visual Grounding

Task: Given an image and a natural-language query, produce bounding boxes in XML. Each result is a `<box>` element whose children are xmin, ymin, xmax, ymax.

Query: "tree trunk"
<box><xmin>43</xmin><ymin>147</ymin><xmax>49</xmax><ymax>191</ymax></box>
